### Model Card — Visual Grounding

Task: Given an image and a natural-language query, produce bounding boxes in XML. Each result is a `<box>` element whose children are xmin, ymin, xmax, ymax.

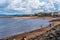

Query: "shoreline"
<box><xmin>1</xmin><ymin>17</ymin><xmax>60</xmax><ymax>40</ymax></box>
<box><xmin>0</xmin><ymin>16</ymin><xmax>53</xmax><ymax>19</ymax></box>
<box><xmin>0</xmin><ymin>16</ymin><xmax>59</xmax><ymax>21</ymax></box>
<box><xmin>3</xmin><ymin>22</ymin><xmax>60</xmax><ymax>40</ymax></box>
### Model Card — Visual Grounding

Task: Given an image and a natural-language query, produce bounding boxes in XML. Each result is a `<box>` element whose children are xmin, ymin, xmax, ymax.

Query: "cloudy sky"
<box><xmin>0</xmin><ymin>0</ymin><xmax>60</xmax><ymax>15</ymax></box>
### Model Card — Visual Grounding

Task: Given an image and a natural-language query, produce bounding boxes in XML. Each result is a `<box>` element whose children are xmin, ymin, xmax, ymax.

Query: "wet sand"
<box><xmin>3</xmin><ymin>21</ymin><xmax>60</xmax><ymax>40</ymax></box>
<box><xmin>1</xmin><ymin>17</ymin><xmax>60</xmax><ymax>40</ymax></box>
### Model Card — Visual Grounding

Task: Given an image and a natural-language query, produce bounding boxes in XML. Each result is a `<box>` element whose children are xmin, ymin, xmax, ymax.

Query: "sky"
<box><xmin>0</xmin><ymin>0</ymin><xmax>60</xmax><ymax>15</ymax></box>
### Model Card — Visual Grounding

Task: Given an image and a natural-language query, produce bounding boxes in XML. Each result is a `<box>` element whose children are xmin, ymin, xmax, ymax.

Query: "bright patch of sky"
<box><xmin>40</xmin><ymin>0</ymin><xmax>48</xmax><ymax>2</ymax></box>
<box><xmin>0</xmin><ymin>0</ymin><xmax>60</xmax><ymax>15</ymax></box>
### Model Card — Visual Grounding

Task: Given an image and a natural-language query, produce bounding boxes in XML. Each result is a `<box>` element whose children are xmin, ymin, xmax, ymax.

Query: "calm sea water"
<box><xmin>0</xmin><ymin>18</ymin><xmax>49</xmax><ymax>39</ymax></box>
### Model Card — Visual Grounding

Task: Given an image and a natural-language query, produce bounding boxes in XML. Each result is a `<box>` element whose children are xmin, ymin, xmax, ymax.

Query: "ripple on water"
<box><xmin>0</xmin><ymin>18</ymin><xmax>50</xmax><ymax>39</ymax></box>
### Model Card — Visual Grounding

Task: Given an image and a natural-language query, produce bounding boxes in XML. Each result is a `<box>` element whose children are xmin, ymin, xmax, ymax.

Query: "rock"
<box><xmin>28</xmin><ymin>25</ymin><xmax>60</xmax><ymax>40</ymax></box>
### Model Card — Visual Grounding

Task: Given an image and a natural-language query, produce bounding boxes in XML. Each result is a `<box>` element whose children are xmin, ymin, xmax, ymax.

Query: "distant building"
<box><xmin>52</xmin><ymin>12</ymin><xmax>60</xmax><ymax>17</ymax></box>
<box><xmin>55</xmin><ymin>12</ymin><xmax>60</xmax><ymax>17</ymax></box>
<box><xmin>56</xmin><ymin>12</ymin><xmax>60</xmax><ymax>15</ymax></box>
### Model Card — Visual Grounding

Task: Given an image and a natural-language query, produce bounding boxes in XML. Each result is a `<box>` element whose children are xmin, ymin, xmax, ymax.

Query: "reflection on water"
<box><xmin>0</xmin><ymin>18</ymin><xmax>49</xmax><ymax>39</ymax></box>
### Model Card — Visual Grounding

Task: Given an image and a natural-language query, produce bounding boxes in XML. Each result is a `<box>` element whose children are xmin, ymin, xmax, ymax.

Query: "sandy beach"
<box><xmin>3</xmin><ymin>17</ymin><xmax>60</xmax><ymax>40</ymax></box>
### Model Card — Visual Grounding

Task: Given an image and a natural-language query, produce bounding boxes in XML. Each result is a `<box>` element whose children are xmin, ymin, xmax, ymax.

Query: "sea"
<box><xmin>0</xmin><ymin>18</ymin><xmax>50</xmax><ymax>39</ymax></box>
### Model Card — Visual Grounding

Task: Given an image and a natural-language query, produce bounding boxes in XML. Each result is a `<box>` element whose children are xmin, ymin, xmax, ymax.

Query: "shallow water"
<box><xmin>0</xmin><ymin>18</ymin><xmax>49</xmax><ymax>39</ymax></box>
